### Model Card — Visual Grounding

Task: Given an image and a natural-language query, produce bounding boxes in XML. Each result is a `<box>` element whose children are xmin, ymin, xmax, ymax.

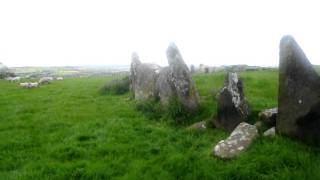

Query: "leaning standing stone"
<box><xmin>164</xmin><ymin>42</ymin><xmax>200</xmax><ymax>112</ymax></box>
<box><xmin>213</xmin><ymin>122</ymin><xmax>258</xmax><ymax>159</ymax></box>
<box><xmin>277</xmin><ymin>35</ymin><xmax>320</xmax><ymax>145</ymax></box>
<box><xmin>214</xmin><ymin>72</ymin><xmax>250</xmax><ymax>132</ymax></box>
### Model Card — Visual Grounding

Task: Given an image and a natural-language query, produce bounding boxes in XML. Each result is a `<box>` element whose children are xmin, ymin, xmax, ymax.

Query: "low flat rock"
<box><xmin>263</xmin><ymin>127</ymin><xmax>276</xmax><ymax>137</ymax></box>
<box><xmin>277</xmin><ymin>35</ymin><xmax>320</xmax><ymax>145</ymax></box>
<box><xmin>187</xmin><ymin>121</ymin><xmax>206</xmax><ymax>132</ymax></box>
<box><xmin>259</xmin><ymin>108</ymin><xmax>277</xmax><ymax>127</ymax></box>
<box><xmin>214</xmin><ymin>72</ymin><xmax>250</xmax><ymax>132</ymax></box>
<box><xmin>213</xmin><ymin>122</ymin><xmax>258</xmax><ymax>159</ymax></box>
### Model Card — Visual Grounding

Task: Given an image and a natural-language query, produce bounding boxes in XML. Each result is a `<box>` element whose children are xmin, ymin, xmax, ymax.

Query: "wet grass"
<box><xmin>0</xmin><ymin>70</ymin><xmax>320</xmax><ymax>179</ymax></box>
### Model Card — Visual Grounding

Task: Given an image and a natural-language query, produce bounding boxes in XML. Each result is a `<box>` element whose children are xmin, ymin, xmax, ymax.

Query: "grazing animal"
<box><xmin>56</xmin><ymin>77</ymin><xmax>63</xmax><ymax>80</ymax></box>
<box><xmin>29</xmin><ymin>82</ymin><xmax>39</xmax><ymax>88</ymax></box>
<box><xmin>39</xmin><ymin>77</ymin><xmax>53</xmax><ymax>84</ymax></box>
<box><xmin>19</xmin><ymin>82</ymin><xmax>39</xmax><ymax>88</ymax></box>
<box><xmin>19</xmin><ymin>82</ymin><xmax>29</xmax><ymax>88</ymax></box>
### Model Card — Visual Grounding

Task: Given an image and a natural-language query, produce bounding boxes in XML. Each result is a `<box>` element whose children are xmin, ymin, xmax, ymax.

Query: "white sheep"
<box><xmin>19</xmin><ymin>82</ymin><xmax>39</xmax><ymax>88</ymax></box>
<box><xmin>39</xmin><ymin>77</ymin><xmax>53</xmax><ymax>84</ymax></box>
<box><xmin>29</xmin><ymin>82</ymin><xmax>39</xmax><ymax>88</ymax></box>
<box><xmin>19</xmin><ymin>82</ymin><xmax>29</xmax><ymax>88</ymax></box>
<box><xmin>56</xmin><ymin>77</ymin><xmax>63</xmax><ymax>80</ymax></box>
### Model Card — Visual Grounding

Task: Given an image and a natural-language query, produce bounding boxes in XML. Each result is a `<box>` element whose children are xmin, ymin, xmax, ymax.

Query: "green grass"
<box><xmin>0</xmin><ymin>70</ymin><xmax>320</xmax><ymax>179</ymax></box>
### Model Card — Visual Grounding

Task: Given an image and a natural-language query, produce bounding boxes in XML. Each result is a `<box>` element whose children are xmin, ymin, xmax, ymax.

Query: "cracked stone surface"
<box><xmin>213</xmin><ymin>122</ymin><xmax>258</xmax><ymax>159</ymax></box>
<box><xmin>214</xmin><ymin>72</ymin><xmax>250</xmax><ymax>132</ymax></box>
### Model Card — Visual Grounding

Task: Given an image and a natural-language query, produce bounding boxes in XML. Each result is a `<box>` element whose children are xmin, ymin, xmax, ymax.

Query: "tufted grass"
<box><xmin>0</xmin><ymin>70</ymin><xmax>320</xmax><ymax>179</ymax></box>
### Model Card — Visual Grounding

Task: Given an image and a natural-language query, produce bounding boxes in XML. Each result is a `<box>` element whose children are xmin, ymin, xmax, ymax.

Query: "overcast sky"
<box><xmin>0</xmin><ymin>0</ymin><xmax>319</xmax><ymax>67</ymax></box>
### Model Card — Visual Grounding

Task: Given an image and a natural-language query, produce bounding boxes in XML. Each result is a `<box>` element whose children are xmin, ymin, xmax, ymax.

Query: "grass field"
<box><xmin>1</xmin><ymin>70</ymin><xmax>320</xmax><ymax>179</ymax></box>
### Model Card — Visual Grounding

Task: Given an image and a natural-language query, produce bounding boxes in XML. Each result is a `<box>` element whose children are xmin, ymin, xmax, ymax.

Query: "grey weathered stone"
<box><xmin>213</xmin><ymin>122</ymin><xmax>258</xmax><ymax>159</ymax></box>
<box><xmin>259</xmin><ymin>108</ymin><xmax>277</xmax><ymax>127</ymax></box>
<box><xmin>156</xmin><ymin>67</ymin><xmax>175</xmax><ymax>105</ymax></box>
<box><xmin>187</xmin><ymin>121</ymin><xmax>207</xmax><ymax>132</ymax></box>
<box><xmin>158</xmin><ymin>43</ymin><xmax>199</xmax><ymax>112</ymax></box>
<box><xmin>214</xmin><ymin>72</ymin><xmax>250</xmax><ymax>132</ymax></box>
<box><xmin>130</xmin><ymin>52</ymin><xmax>141</xmax><ymax>92</ymax></box>
<box><xmin>130</xmin><ymin>43</ymin><xmax>200</xmax><ymax>115</ymax></box>
<box><xmin>254</xmin><ymin>121</ymin><xmax>263</xmax><ymax>128</ymax></box>
<box><xmin>0</xmin><ymin>62</ymin><xmax>9</xmax><ymax>79</ymax></box>
<box><xmin>277</xmin><ymin>35</ymin><xmax>320</xmax><ymax>145</ymax></box>
<box><xmin>130</xmin><ymin>53</ymin><xmax>161</xmax><ymax>101</ymax></box>
<box><xmin>263</xmin><ymin>127</ymin><xmax>276</xmax><ymax>137</ymax></box>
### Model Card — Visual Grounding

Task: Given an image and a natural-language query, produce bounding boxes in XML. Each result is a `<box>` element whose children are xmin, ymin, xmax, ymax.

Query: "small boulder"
<box><xmin>277</xmin><ymin>35</ymin><xmax>320</xmax><ymax>145</ymax></box>
<box><xmin>214</xmin><ymin>72</ymin><xmax>250</xmax><ymax>132</ymax></box>
<box><xmin>263</xmin><ymin>127</ymin><xmax>276</xmax><ymax>137</ymax></box>
<box><xmin>213</xmin><ymin>122</ymin><xmax>258</xmax><ymax>159</ymax></box>
<box><xmin>0</xmin><ymin>62</ymin><xmax>10</xmax><ymax>79</ymax></box>
<box><xmin>259</xmin><ymin>108</ymin><xmax>277</xmax><ymax>127</ymax></box>
<box><xmin>187</xmin><ymin>121</ymin><xmax>207</xmax><ymax>132</ymax></box>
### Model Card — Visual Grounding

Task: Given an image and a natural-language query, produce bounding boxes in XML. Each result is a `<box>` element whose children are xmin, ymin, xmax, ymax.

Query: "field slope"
<box><xmin>1</xmin><ymin>71</ymin><xmax>320</xmax><ymax>179</ymax></box>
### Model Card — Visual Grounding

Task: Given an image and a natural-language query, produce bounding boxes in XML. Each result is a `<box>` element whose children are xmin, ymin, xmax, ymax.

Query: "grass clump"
<box><xmin>166</xmin><ymin>96</ymin><xmax>194</xmax><ymax>123</ymax></box>
<box><xmin>135</xmin><ymin>100</ymin><xmax>164</xmax><ymax>120</ymax></box>
<box><xmin>100</xmin><ymin>76</ymin><xmax>130</xmax><ymax>95</ymax></box>
<box><xmin>135</xmin><ymin>96</ymin><xmax>199</xmax><ymax>123</ymax></box>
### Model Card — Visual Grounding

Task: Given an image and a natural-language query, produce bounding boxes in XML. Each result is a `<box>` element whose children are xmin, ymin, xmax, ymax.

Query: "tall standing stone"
<box><xmin>0</xmin><ymin>62</ymin><xmax>9</xmax><ymax>79</ymax></box>
<box><xmin>277</xmin><ymin>35</ymin><xmax>320</xmax><ymax>145</ymax></box>
<box><xmin>130</xmin><ymin>52</ymin><xmax>161</xmax><ymax>101</ymax></box>
<box><xmin>214</xmin><ymin>72</ymin><xmax>250</xmax><ymax>132</ymax></box>
<box><xmin>165</xmin><ymin>42</ymin><xmax>200</xmax><ymax>112</ymax></box>
<box><xmin>130</xmin><ymin>52</ymin><xmax>141</xmax><ymax>92</ymax></box>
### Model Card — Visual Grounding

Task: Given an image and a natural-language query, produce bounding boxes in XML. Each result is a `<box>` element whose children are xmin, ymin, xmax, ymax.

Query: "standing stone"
<box><xmin>130</xmin><ymin>52</ymin><xmax>141</xmax><ymax>92</ymax></box>
<box><xmin>130</xmin><ymin>52</ymin><xmax>161</xmax><ymax>101</ymax></box>
<box><xmin>156</xmin><ymin>66</ymin><xmax>175</xmax><ymax>105</ymax></box>
<box><xmin>214</xmin><ymin>72</ymin><xmax>250</xmax><ymax>132</ymax></box>
<box><xmin>277</xmin><ymin>35</ymin><xmax>320</xmax><ymax>145</ymax></box>
<box><xmin>258</xmin><ymin>108</ymin><xmax>277</xmax><ymax>127</ymax></box>
<box><xmin>165</xmin><ymin>42</ymin><xmax>200</xmax><ymax>112</ymax></box>
<box><xmin>0</xmin><ymin>62</ymin><xmax>9</xmax><ymax>79</ymax></box>
<box><xmin>213</xmin><ymin>122</ymin><xmax>258</xmax><ymax>159</ymax></box>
